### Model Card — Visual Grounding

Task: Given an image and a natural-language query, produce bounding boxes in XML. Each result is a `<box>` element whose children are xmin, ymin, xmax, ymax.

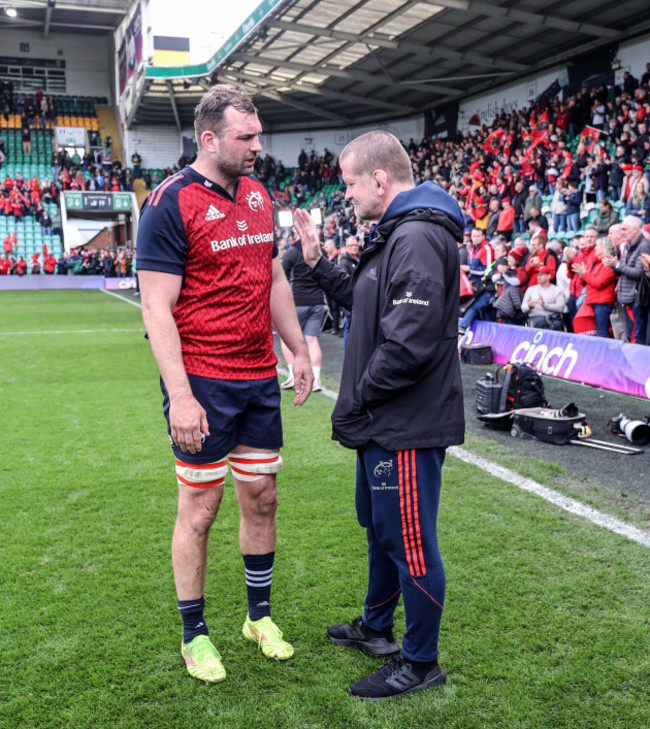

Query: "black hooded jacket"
<box><xmin>310</xmin><ymin>182</ymin><xmax>465</xmax><ymax>450</ymax></box>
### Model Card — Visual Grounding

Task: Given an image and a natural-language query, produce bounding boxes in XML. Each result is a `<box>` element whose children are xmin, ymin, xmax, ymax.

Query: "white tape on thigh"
<box><xmin>227</xmin><ymin>452</ymin><xmax>283</xmax><ymax>482</ymax></box>
<box><xmin>175</xmin><ymin>458</ymin><xmax>228</xmax><ymax>488</ymax></box>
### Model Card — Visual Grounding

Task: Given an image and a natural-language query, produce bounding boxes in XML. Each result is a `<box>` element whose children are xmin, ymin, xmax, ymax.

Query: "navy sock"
<box><xmin>178</xmin><ymin>596</ymin><xmax>209</xmax><ymax>644</ymax></box>
<box><xmin>243</xmin><ymin>552</ymin><xmax>274</xmax><ymax>621</ymax></box>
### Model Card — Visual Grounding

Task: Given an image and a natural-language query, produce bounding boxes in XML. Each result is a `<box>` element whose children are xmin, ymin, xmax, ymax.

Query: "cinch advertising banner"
<box><xmin>104</xmin><ymin>278</ymin><xmax>137</xmax><ymax>291</ymax></box>
<box><xmin>460</xmin><ymin>322</ymin><xmax>650</xmax><ymax>401</ymax></box>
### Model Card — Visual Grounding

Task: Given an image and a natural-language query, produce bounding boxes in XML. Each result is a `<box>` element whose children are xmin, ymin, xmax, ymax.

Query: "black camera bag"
<box><xmin>461</xmin><ymin>342</ymin><xmax>493</xmax><ymax>365</ymax></box>
<box><xmin>476</xmin><ymin>362</ymin><xmax>547</xmax><ymax>430</ymax></box>
<box><xmin>496</xmin><ymin>363</ymin><xmax>547</xmax><ymax>411</ymax></box>
<box><xmin>511</xmin><ymin>404</ymin><xmax>587</xmax><ymax>445</ymax></box>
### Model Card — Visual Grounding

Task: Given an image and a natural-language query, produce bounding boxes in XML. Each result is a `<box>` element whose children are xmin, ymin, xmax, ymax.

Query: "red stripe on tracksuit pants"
<box><xmin>355</xmin><ymin>441</ymin><xmax>446</xmax><ymax>663</ymax></box>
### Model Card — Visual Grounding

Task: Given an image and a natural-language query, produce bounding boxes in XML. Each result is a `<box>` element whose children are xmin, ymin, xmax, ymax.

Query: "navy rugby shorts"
<box><xmin>161</xmin><ymin>374</ymin><xmax>283</xmax><ymax>465</ymax></box>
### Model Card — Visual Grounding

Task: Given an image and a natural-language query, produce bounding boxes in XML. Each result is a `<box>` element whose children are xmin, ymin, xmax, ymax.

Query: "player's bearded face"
<box><xmin>214</xmin><ymin>109</ymin><xmax>263</xmax><ymax>179</ymax></box>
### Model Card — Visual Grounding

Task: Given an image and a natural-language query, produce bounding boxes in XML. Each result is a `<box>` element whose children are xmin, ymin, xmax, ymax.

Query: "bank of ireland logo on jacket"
<box><xmin>246</xmin><ymin>190</ymin><xmax>265</xmax><ymax>211</ymax></box>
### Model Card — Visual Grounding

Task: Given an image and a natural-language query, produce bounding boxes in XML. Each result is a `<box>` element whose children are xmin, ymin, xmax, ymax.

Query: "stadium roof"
<box><xmin>131</xmin><ymin>0</ymin><xmax>650</xmax><ymax>131</ymax></box>
<box><xmin>0</xmin><ymin>0</ymin><xmax>129</xmax><ymax>37</ymax></box>
<box><xmin>3</xmin><ymin>1</ymin><xmax>650</xmax><ymax>132</ymax></box>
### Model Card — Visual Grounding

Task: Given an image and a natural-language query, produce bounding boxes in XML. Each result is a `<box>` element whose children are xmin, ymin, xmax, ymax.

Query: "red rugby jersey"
<box><xmin>137</xmin><ymin>167</ymin><xmax>278</xmax><ymax>380</ymax></box>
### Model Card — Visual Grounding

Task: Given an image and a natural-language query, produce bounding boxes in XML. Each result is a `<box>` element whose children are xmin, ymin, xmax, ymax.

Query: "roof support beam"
<box><xmin>269</xmin><ymin>19</ymin><xmax>398</xmax><ymax>49</ymax></box>
<box><xmin>203</xmin><ymin>63</ymin><xmax>351</xmax><ymax>124</ymax></box>
<box><xmin>166</xmin><ymin>81</ymin><xmax>182</xmax><ymax>131</ymax></box>
<box><xmin>0</xmin><ymin>17</ymin><xmax>42</xmax><ymax>28</ymax></box>
<box><xmin>43</xmin><ymin>0</ymin><xmax>53</xmax><ymax>39</ymax></box>
<box><xmin>218</xmin><ymin>67</ymin><xmax>414</xmax><ymax>114</ymax></box>
<box><xmin>431</xmin><ymin>0</ymin><xmax>619</xmax><ymax>38</ymax></box>
<box><xmin>50</xmin><ymin>22</ymin><xmax>117</xmax><ymax>30</ymax></box>
<box><xmin>253</xmin><ymin>89</ymin><xmax>351</xmax><ymax>125</ymax></box>
<box><xmin>46</xmin><ymin>3</ymin><xmax>126</xmax><ymax>14</ymax></box>
<box><xmin>229</xmin><ymin>53</ymin><xmax>461</xmax><ymax>96</ymax></box>
<box><xmin>396</xmin><ymin>40</ymin><xmax>528</xmax><ymax>73</ymax></box>
<box><xmin>267</xmin><ymin>18</ymin><xmax>528</xmax><ymax>73</ymax></box>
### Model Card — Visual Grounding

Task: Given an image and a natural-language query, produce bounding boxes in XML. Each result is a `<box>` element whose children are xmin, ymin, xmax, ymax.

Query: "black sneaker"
<box><xmin>327</xmin><ymin>616</ymin><xmax>400</xmax><ymax>657</ymax></box>
<box><xmin>348</xmin><ymin>654</ymin><xmax>447</xmax><ymax>701</ymax></box>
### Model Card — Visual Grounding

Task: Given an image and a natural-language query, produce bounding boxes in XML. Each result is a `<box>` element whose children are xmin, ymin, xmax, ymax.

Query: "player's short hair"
<box><xmin>340</xmin><ymin>130</ymin><xmax>414</xmax><ymax>185</ymax></box>
<box><xmin>194</xmin><ymin>85</ymin><xmax>258</xmax><ymax>146</ymax></box>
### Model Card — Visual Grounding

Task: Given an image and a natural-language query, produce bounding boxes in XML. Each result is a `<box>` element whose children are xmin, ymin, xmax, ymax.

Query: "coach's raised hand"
<box><xmin>293</xmin><ymin>209</ymin><xmax>322</xmax><ymax>268</ymax></box>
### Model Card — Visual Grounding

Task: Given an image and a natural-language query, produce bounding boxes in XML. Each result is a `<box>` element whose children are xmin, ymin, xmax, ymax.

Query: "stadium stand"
<box><xmin>1</xmin><ymin>41</ymin><xmax>649</xmax><ymax>352</ymax></box>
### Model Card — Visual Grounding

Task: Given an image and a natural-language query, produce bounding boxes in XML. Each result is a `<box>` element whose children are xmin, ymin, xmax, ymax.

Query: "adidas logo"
<box><xmin>206</xmin><ymin>204</ymin><xmax>225</xmax><ymax>221</ymax></box>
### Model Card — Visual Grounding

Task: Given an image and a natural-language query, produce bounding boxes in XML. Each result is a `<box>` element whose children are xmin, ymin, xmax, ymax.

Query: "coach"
<box><xmin>294</xmin><ymin>130</ymin><xmax>465</xmax><ymax>701</ymax></box>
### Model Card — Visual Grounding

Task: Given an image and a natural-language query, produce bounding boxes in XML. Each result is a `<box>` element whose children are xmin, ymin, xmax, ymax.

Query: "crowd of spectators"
<box><xmin>271</xmin><ymin>68</ymin><xmax>650</xmax><ymax>346</ymax></box>
<box><xmin>0</xmin><ymin>242</ymin><xmax>136</xmax><ymax>278</ymax></box>
<box><xmin>46</xmin><ymin>137</ymin><xmax>136</xmax><ymax>193</ymax></box>
<box><xmin>1</xmin><ymin>170</ymin><xmax>58</xmax><ymax>222</ymax></box>
<box><xmin>434</xmin><ymin>71</ymin><xmax>650</xmax><ymax>346</ymax></box>
<box><xmin>1</xmin><ymin>81</ymin><xmax>57</xmax><ymax>130</ymax></box>
<box><xmin>4</xmin><ymin>68</ymin><xmax>650</xmax><ymax>349</ymax></box>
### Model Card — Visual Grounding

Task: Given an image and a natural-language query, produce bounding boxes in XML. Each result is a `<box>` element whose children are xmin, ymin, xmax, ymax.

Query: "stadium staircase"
<box><xmin>95</xmin><ymin>105</ymin><xmax>122</xmax><ymax>164</ymax></box>
<box><xmin>133</xmin><ymin>178</ymin><xmax>149</xmax><ymax>208</ymax></box>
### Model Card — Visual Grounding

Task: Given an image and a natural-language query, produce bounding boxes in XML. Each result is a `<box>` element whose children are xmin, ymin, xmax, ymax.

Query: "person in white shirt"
<box><xmin>521</xmin><ymin>265</ymin><xmax>566</xmax><ymax>330</ymax></box>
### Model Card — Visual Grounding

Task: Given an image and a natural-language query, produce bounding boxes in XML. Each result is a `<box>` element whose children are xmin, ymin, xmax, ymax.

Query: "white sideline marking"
<box><xmin>447</xmin><ymin>446</ymin><xmax>650</xmax><ymax>548</ymax></box>
<box><xmin>281</xmin><ymin>365</ymin><xmax>650</xmax><ymax>549</ymax></box>
<box><xmin>0</xmin><ymin>328</ymin><xmax>143</xmax><ymax>335</ymax></box>
<box><xmin>99</xmin><ymin>288</ymin><xmax>143</xmax><ymax>309</ymax></box>
<box><xmin>276</xmin><ymin>367</ymin><xmax>338</xmax><ymax>400</ymax></box>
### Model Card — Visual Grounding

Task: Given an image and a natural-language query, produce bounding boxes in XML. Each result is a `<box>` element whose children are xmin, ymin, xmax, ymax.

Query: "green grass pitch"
<box><xmin>0</xmin><ymin>290</ymin><xmax>648</xmax><ymax>729</ymax></box>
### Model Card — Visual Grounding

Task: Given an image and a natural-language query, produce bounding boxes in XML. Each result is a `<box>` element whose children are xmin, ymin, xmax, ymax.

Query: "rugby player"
<box><xmin>137</xmin><ymin>85</ymin><xmax>313</xmax><ymax>683</ymax></box>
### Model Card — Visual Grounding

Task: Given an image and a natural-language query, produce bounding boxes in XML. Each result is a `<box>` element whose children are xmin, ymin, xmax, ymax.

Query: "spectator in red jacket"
<box><xmin>0</xmin><ymin>252</ymin><xmax>11</xmax><ymax>275</ymax></box>
<box><xmin>525</xmin><ymin>235</ymin><xmax>557</xmax><ymax>286</ymax></box>
<box><xmin>496</xmin><ymin>197</ymin><xmax>515</xmax><ymax>241</ymax></box>
<box><xmin>43</xmin><ymin>253</ymin><xmax>57</xmax><ymax>274</ymax></box>
<box><xmin>566</xmin><ymin>226</ymin><xmax>598</xmax><ymax>321</ymax></box>
<box><xmin>11</xmin><ymin>255</ymin><xmax>27</xmax><ymax>275</ymax></box>
<box><xmin>3</xmin><ymin>232</ymin><xmax>14</xmax><ymax>253</ymax></box>
<box><xmin>463</xmin><ymin>227</ymin><xmax>493</xmax><ymax>287</ymax></box>
<box><xmin>572</xmin><ymin>237</ymin><xmax>618</xmax><ymax>337</ymax></box>
<box><xmin>11</xmin><ymin>191</ymin><xmax>24</xmax><ymax>218</ymax></box>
